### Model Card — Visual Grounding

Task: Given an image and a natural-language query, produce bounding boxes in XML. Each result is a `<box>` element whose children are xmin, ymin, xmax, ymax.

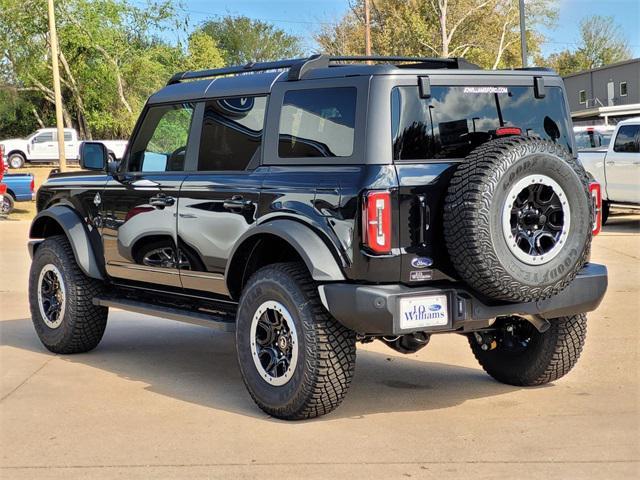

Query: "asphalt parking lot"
<box><xmin>1</xmin><ymin>214</ymin><xmax>639</xmax><ymax>479</ymax></box>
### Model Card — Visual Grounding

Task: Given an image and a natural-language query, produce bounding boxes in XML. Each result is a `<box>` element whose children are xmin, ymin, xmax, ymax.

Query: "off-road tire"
<box><xmin>444</xmin><ymin>136</ymin><xmax>592</xmax><ymax>302</ymax></box>
<box><xmin>236</xmin><ymin>262</ymin><xmax>356</xmax><ymax>420</ymax></box>
<box><xmin>1</xmin><ymin>193</ymin><xmax>14</xmax><ymax>215</ymax></box>
<box><xmin>29</xmin><ymin>235</ymin><xmax>108</xmax><ymax>353</ymax></box>
<box><xmin>8</xmin><ymin>153</ymin><xmax>25</xmax><ymax>169</ymax></box>
<box><xmin>468</xmin><ymin>314</ymin><xmax>587</xmax><ymax>386</ymax></box>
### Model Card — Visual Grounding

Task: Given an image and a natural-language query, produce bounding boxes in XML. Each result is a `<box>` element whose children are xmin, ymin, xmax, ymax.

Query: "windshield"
<box><xmin>391</xmin><ymin>85</ymin><xmax>573</xmax><ymax>160</ymax></box>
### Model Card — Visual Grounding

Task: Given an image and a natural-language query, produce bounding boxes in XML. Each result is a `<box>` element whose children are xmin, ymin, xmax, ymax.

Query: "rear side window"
<box><xmin>613</xmin><ymin>125</ymin><xmax>639</xmax><ymax>153</ymax></box>
<box><xmin>391</xmin><ymin>86</ymin><xmax>573</xmax><ymax>160</ymax></box>
<box><xmin>34</xmin><ymin>132</ymin><xmax>53</xmax><ymax>143</ymax></box>
<box><xmin>128</xmin><ymin>103</ymin><xmax>195</xmax><ymax>172</ymax></box>
<box><xmin>279</xmin><ymin>87</ymin><xmax>356</xmax><ymax>158</ymax></box>
<box><xmin>197</xmin><ymin>96</ymin><xmax>267</xmax><ymax>171</ymax></box>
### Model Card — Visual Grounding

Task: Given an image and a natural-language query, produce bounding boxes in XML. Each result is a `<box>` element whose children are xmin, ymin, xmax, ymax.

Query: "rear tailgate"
<box><xmin>391</xmin><ymin>81</ymin><xmax>575</xmax><ymax>285</ymax></box>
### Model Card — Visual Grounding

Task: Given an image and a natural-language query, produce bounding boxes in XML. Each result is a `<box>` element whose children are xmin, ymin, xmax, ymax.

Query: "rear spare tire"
<box><xmin>444</xmin><ymin>136</ymin><xmax>592</xmax><ymax>302</ymax></box>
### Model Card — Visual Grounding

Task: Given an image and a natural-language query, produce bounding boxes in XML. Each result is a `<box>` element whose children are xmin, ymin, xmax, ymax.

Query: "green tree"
<box><xmin>198</xmin><ymin>16</ymin><xmax>304</xmax><ymax>65</ymax></box>
<box><xmin>315</xmin><ymin>0</ymin><xmax>556</xmax><ymax>69</ymax></box>
<box><xmin>0</xmin><ymin>0</ymin><xmax>225</xmax><ymax>139</ymax></box>
<box><xmin>543</xmin><ymin>16</ymin><xmax>632</xmax><ymax>75</ymax></box>
<box><xmin>184</xmin><ymin>31</ymin><xmax>225</xmax><ymax>71</ymax></box>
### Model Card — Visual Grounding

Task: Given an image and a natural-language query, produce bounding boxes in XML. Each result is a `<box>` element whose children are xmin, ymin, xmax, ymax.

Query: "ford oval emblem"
<box><xmin>411</xmin><ymin>257</ymin><xmax>433</xmax><ymax>269</ymax></box>
<box><xmin>429</xmin><ymin>304</ymin><xmax>442</xmax><ymax>311</ymax></box>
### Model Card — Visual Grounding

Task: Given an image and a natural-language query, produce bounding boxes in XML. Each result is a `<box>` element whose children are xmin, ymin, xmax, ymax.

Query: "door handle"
<box><xmin>149</xmin><ymin>194</ymin><xmax>175</xmax><ymax>208</ymax></box>
<box><xmin>223</xmin><ymin>196</ymin><xmax>253</xmax><ymax>211</ymax></box>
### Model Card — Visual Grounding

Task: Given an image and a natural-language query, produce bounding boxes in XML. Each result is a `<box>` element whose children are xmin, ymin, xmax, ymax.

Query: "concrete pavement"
<box><xmin>1</xmin><ymin>214</ymin><xmax>638</xmax><ymax>479</ymax></box>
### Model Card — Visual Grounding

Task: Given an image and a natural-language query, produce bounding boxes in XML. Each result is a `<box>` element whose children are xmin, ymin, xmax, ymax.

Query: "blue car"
<box><xmin>1</xmin><ymin>173</ymin><xmax>34</xmax><ymax>214</ymax></box>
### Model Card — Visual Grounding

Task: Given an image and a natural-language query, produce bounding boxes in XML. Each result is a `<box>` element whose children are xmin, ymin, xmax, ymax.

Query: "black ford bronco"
<box><xmin>28</xmin><ymin>55</ymin><xmax>608</xmax><ymax>420</ymax></box>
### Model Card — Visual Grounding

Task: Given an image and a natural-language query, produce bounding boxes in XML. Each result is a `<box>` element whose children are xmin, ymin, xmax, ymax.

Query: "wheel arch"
<box><xmin>29</xmin><ymin>205</ymin><xmax>105</xmax><ymax>280</ymax></box>
<box><xmin>225</xmin><ymin>220</ymin><xmax>346</xmax><ymax>300</ymax></box>
<box><xmin>7</xmin><ymin>149</ymin><xmax>26</xmax><ymax>158</ymax></box>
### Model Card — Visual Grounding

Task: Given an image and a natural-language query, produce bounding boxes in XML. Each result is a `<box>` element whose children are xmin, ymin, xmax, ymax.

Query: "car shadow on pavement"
<box><xmin>1</xmin><ymin>316</ymin><xmax>523</xmax><ymax>421</ymax></box>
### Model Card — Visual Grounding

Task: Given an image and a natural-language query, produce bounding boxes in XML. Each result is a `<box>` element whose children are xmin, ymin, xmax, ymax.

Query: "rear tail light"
<box><xmin>589</xmin><ymin>181</ymin><xmax>602</xmax><ymax>236</ymax></box>
<box><xmin>362</xmin><ymin>190</ymin><xmax>392</xmax><ymax>254</ymax></box>
<box><xmin>30</xmin><ymin>176</ymin><xmax>35</xmax><ymax>192</ymax></box>
<box><xmin>495</xmin><ymin>126</ymin><xmax>522</xmax><ymax>136</ymax></box>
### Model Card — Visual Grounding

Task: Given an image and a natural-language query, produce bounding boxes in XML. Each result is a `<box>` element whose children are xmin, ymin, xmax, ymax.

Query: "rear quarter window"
<box><xmin>278</xmin><ymin>87</ymin><xmax>356</xmax><ymax>158</ymax></box>
<box><xmin>391</xmin><ymin>85</ymin><xmax>573</xmax><ymax>160</ymax></box>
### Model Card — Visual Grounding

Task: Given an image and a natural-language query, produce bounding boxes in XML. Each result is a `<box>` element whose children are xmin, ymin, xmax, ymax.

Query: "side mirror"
<box><xmin>80</xmin><ymin>142</ymin><xmax>108</xmax><ymax>171</ymax></box>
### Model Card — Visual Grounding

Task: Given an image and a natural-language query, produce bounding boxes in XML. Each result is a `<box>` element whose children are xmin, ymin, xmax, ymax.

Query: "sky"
<box><xmin>164</xmin><ymin>0</ymin><xmax>640</xmax><ymax>58</ymax></box>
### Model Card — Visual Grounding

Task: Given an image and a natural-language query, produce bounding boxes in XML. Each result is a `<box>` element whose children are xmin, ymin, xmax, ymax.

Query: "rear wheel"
<box><xmin>1</xmin><ymin>193</ymin><xmax>14</xmax><ymax>215</ymax></box>
<box><xmin>29</xmin><ymin>235</ymin><xmax>108</xmax><ymax>353</ymax></box>
<box><xmin>468</xmin><ymin>315</ymin><xmax>587</xmax><ymax>386</ymax></box>
<box><xmin>236</xmin><ymin>262</ymin><xmax>356</xmax><ymax>420</ymax></box>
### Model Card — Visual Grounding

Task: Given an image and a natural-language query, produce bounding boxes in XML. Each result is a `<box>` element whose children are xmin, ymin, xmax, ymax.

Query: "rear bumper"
<box><xmin>318</xmin><ymin>263</ymin><xmax>608</xmax><ymax>335</ymax></box>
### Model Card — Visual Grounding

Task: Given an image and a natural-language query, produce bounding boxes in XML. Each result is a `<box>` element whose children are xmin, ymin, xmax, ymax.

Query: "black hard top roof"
<box><xmin>148</xmin><ymin>55</ymin><xmax>558</xmax><ymax>105</ymax></box>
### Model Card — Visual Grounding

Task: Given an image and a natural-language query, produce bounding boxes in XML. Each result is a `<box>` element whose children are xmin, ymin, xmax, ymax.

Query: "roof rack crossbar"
<box><xmin>329</xmin><ymin>55</ymin><xmax>458</xmax><ymax>65</ymax></box>
<box><xmin>167</xmin><ymin>54</ymin><xmax>480</xmax><ymax>85</ymax></box>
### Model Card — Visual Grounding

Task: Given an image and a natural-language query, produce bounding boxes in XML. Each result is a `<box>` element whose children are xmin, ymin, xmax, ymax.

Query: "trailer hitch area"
<box><xmin>522</xmin><ymin>314</ymin><xmax>551</xmax><ymax>333</ymax></box>
<box><xmin>473</xmin><ymin>331</ymin><xmax>497</xmax><ymax>351</ymax></box>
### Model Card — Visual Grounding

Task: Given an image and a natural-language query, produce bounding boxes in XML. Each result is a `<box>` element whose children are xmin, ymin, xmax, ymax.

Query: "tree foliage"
<box><xmin>542</xmin><ymin>16</ymin><xmax>632</xmax><ymax>76</ymax></box>
<box><xmin>0</xmin><ymin>0</ymin><xmax>225</xmax><ymax>139</ymax></box>
<box><xmin>315</xmin><ymin>0</ymin><xmax>556</xmax><ymax>69</ymax></box>
<box><xmin>197</xmin><ymin>16</ymin><xmax>304</xmax><ymax>65</ymax></box>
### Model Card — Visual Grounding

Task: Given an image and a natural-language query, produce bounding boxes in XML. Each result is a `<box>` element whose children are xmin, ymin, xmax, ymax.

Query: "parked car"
<box><xmin>0</xmin><ymin>128</ymin><xmax>127</xmax><ymax>169</ymax></box>
<box><xmin>573</xmin><ymin>125</ymin><xmax>615</xmax><ymax>150</ymax></box>
<box><xmin>27</xmin><ymin>55</ymin><xmax>607</xmax><ymax>420</ymax></box>
<box><xmin>578</xmin><ymin>117</ymin><xmax>640</xmax><ymax>223</ymax></box>
<box><xmin>1</xmin><ymin>172</ymin><xmax>35</xmax><ymax>214</ymax></box>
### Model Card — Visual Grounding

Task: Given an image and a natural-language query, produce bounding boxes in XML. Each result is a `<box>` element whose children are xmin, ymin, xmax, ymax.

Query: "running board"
<box><xmin>93</xmin><ymin>296</ymin><xmax>235</xmax><ymax>332</ymax></box>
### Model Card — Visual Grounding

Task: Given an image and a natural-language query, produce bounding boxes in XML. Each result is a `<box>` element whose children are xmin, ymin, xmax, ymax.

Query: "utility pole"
<box><xmin>47</xmin><ymin>0</ymin><xmax>67</xmax><ymax>171</ymax></box>
<box><xmin>364</xmin><ymin>0</ymin><xmax>372</xmax><ymax>60</ymax></box>
<box><xmin>519</xmin><ymin>0</ymin><xmax>527</xmax><ymax>68</ymax></box>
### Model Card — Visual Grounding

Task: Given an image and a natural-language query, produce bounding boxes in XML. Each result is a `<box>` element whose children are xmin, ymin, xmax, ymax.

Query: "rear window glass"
<box><xmin>279</xmin><ymin>87</ymin><xmax>356</xmax><ymax>158</ymax></box>
<box><xmin>198</xmin><ymin>96</ymin><xmax>267</xmax><ymax>171</ymax></box>
<box><xmin>574</xmin><ymin>130</ymin><xmax>609</xmax><ymax>149</ymax></box>
<box><xmin>613</xmin><ymin>125</ymin><xmax>639</xmax><ymax>153</ymax></box>
<box><xmin>391</xmin><ymin>86</ymin><xmax>573</xmax><ymax>160</ymax></box>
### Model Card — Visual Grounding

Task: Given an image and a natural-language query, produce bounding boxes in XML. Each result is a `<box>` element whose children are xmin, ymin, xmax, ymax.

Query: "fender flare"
<box><xmin>226</xmin><ymin>219</ymin><xmax>346</xmax><ymax>291</ymax></box>
<box><xmin>29</xmin><ymin>205</ymin><xmax>104</xmax><ymax>280</ymax></box>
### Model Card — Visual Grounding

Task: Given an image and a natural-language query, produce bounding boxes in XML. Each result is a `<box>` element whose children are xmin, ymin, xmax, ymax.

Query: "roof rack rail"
<box><xmin>166</xmin><ymin>57</ymin><xmax>313</xmax><ymax>85</ymax></box>
<box><xmin>166</xmin><ymin>54</ymin><xmax>480</xmax><ymax>86</ymax></box>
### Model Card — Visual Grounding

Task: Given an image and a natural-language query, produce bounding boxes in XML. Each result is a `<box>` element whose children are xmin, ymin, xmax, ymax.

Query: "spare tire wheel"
<box><xmin>443</xmin><ymin>136</ymin><xmax>592</xmax><ymax>302</ymax></box>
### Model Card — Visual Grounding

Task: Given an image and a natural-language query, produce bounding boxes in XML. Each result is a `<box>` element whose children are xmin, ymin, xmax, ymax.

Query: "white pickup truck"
<box><xmin>579</xmin><ymin>117</ymin><xmax>640</xmax><ymax>224</ymax></box>
<box><xmin>0</xmin><ymin>128</ymin><xmax>127</xmax><ymax>169</ymax></box>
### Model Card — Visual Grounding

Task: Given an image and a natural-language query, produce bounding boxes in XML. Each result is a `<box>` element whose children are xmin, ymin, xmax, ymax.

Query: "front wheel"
<box><xmin>8</xmin><ymin>153</ymin><xmax>25</xmax><ymax>169</ymax></box>
<box><xmin>236</xmin><ymin>262</ymin><xmax>356</xmax><ymax>420</ymax></box>
<box><xmin>468</xmin><ymin>314</ymin><xmax>587</xmax><ymax>386</ymax></box>
<box><xmin>29</xmin><ymin>235</ymin><xmax>108</xmax><ymax>353</ymax></box>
